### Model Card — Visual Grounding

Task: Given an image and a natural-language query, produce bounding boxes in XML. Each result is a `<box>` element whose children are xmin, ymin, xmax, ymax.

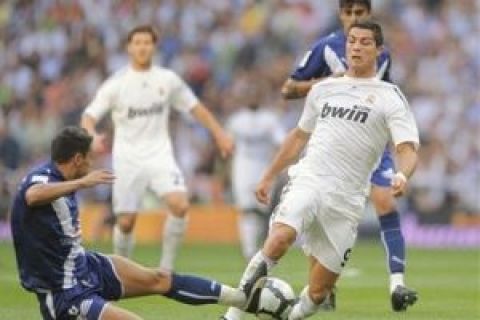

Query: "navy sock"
<box><xmin>164</xmin><ymin>273</ymin><xmax>221</xmax><ymax>305</ymax></box>
<box><xmin>379</xmin><ymin>211</ymin><xmax>405</xmax><ymax>274</ymax></box>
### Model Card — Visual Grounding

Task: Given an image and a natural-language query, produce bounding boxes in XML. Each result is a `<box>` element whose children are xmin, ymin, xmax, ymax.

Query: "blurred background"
<box><xmin>0</xmin><ymin>0</ymin><xmax>479</xmax><ymax>247</ymax></box>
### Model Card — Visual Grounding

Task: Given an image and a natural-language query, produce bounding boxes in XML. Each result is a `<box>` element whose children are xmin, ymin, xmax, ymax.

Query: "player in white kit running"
<box><xmin>82</xmin><ymin>25</ymin><xmax>234</xmax><ymax>270</ymax></box>
<box><xmin>227</xmin><ymin>87</ymin><xmax>285</xmax><ymax>260</ymax></box>
<box><xmin>221</xmin><ymin>21</ymin><xmax>419</xmax><ymax>320</ymax></box>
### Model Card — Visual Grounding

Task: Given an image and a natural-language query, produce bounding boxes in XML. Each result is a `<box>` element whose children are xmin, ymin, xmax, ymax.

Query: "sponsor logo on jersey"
<box><xmin>128</xmin><ymin>103</ymin><xmax>164</xmax><ymax>119</ymax></box>
<box><xmin>320</xmin><ymin>102</ymin><xmax>370</xmax><ymax>123</ymax></box>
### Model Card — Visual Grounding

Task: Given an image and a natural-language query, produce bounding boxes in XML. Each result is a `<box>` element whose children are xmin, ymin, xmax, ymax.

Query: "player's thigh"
<box><xmin>109</xmin><ymin>255</ymin><xmax>171</xmax><ymax>297</ymax></box>
<box><xmin>269</xmin><ymin>177</ymin><xmax>317</xmax><ymax>237</ymax></box>
<box><xmin>163</xmin><ymin>191</ymin><xmax>190</xmax><ymax>217</ymax></box>
<box><xmin>100</xmin><ymin>304</ymin><xmax>142</xmax><ymax>320</ymax></box>
<box><xmin>113</xmin><ymin>165</ymin><xmax>148</xmax><ymax>215</ymax></box>
<box><xmin>370</xmin><ymin>185</ymin><xmax>396</xmax><ymax>215</ymax></box>
<box><xmin>308</xmin><ymin>257</ymin><xmax>339</xmax><ymax>303</ymax></box>
<box><xmin>149</xmin><ymin>163</ymin><xmax>187</xmax><ymax>203</ymax></box>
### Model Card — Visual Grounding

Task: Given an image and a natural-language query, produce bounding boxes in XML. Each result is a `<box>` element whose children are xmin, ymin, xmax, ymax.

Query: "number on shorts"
<box><xmin>341</xmin><ymin>248</ymin><xmax>352</xmax><ymax>267</ymax></box>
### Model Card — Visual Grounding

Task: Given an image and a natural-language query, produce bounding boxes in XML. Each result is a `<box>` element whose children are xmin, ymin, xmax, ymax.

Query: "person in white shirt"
<box><xmin>221</xmin><ymin>21</ymin><xmax>419</xmax><ymax>320</ymax></box>
<box><xmin>227</xmin><ymin>87</ymin><xmax>285</xmax><ymax>260</ymax></box>
<box><xmin>82</xmin><ymin>25</ymin><xmax>234</xmax><ymax>270</ymax></box>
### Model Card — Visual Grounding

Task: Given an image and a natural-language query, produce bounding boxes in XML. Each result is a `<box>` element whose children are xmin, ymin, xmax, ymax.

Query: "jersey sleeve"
<box><xmin>83</xmin><ymin>78</ymin><xmax>116</xmax><ymax>120</ymax></box>
<box><xmin>20</xmin><ymin>172</ymin><xmax>50</xmax><ymax>200</ymax></box>
<box><xmin>297</xmin><ymin>88</ymin><xmax>319</xmax><ymax>133</ymax></box>
<box><xmin>291</xmin><ymin>39</ymin><xmax>329</xmax><ymax>81</ymax></box>
<box><xmin>170</xmin><ymin>73</ymin><xmax>199</xmax><ymax>113</ymax></box>
<box><xmin>385</xmin><ymin>87</ymin><xmax>419</xmax><ymax>149</ymax></box>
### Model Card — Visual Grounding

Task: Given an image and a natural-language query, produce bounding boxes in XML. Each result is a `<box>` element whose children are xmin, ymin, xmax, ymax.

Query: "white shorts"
<box><xmin>112</xmin><ymin>158</ymin><xmax>186</xmax><ymax>213</ymax></box>
<box><xmin>271</xmin><ymin>175</ymin><xmax>366</xmax><ymax>274</ymax></box>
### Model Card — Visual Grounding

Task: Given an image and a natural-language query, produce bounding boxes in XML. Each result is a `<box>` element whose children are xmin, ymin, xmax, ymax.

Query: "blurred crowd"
<box><xmin>0</xmin><ymin>0</ymin><xmax>479</xmax><ymax>224</ymax></box>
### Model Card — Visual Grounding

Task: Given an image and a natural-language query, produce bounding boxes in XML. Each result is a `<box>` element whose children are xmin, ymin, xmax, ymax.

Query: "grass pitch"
<box><xmin>0</xmin><ymin>240</ymin><xmax>478</xmax><ymax>319</ymax></box>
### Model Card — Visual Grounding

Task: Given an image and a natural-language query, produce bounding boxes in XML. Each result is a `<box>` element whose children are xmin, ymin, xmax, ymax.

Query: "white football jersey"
<box><xmin>84</xmin><ymin>65</ymin><xmax>198</xmax><ymax>163</ymax></box>
<box><xmin>292</xmin><ymin>76</ymin><xmax>419</xmax><ymax>194</ymax></box>
<box><xmin>228</xmin><ymin>108</ymin><xmax>285</xmax><ymax>208</ymax></box>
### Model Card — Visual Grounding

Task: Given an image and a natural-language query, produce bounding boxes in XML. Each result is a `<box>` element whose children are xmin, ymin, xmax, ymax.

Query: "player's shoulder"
<box><xmin>150</xmin><ymin>65</ymin><xmax>182</xmax><ymax>80</ymax></box>
<box><xmin>317</xmin><ymin>30</ymin><xmax>344</xmax><ymax>46</ymax></box>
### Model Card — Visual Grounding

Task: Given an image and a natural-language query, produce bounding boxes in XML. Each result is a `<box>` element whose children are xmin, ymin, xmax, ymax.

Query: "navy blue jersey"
<box><xmin>11</xmin><ymin>162</ymin><xmax>88</xmax><ymax>292</ymax></box>
<box><xmin>291</xmin><ymin>30</ymin><xmax>391</xmax><ymax>82</ymax></box>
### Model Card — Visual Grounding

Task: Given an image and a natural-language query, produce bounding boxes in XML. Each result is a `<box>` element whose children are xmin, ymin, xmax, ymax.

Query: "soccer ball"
<box><xmin>256</xmin><ymin>277</ymin><xmax>296</xmax><ymax>320</ymax></box>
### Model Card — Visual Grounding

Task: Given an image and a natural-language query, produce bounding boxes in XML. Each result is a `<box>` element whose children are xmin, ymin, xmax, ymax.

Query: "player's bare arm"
<box><xmin>81</xmin><ymin>114</ymin><xmax>108</xmax><ymax>153</ymax></box>
<box><xmin>281</xmin><ymin>78</ymin><xmax>320</xmax><ymax>100</ymax></box>
<box><xmin>25</xmin><ymin>170</ymin><xmax>114</xmax><ymax>206</ymax></box>
<box><xmin>256</xmin><ymin>128</ymin><xmax>310</xmax><ymax>204</ymax></box>
<box><xmin>191</xmin><ymin>103</ymin><xmax>234</xmax><ymax>158</ymax></box>
<box><xmin>391</xmin><ymin>142</ymin><xmax>418</xmax><ymax>197</ymax></box>
<box><xmin>281</xmin><ymin>73</ymin><xmax>346</xmax><ymax>100</ymax></box>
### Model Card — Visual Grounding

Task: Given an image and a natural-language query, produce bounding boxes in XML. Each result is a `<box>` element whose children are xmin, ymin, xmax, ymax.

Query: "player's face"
<box><xmin>127</xmin><ymin>32</ymin><xmax>155</xmax><ymax>68</ymax></box>
<box><xmin>340</xmin><ymin>4</ymin><xmax>371</xmax><ymax>32</ymax></box>
<box><xmin>73</xmin><ymin>151</ymin><xmax>93</xmax><ymax>178</ymax></box>
<box><xmin>346</xmin><ymin>27</ymin><xmax>381</xmax><ymax>72</ymax></box>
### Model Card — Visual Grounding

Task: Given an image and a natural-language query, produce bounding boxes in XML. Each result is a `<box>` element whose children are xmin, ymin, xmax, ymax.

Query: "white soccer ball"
<box><xmin>256</xmin><ymin>277</ymin><xmax>296</xmax><ymax>320</ymax></box>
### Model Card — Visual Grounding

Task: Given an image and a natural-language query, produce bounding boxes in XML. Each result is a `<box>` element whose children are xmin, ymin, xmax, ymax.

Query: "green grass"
<box><xmin>1</xmin><ymin>241</ymin><xmax>479</xmax><ymax>319</ymax></box>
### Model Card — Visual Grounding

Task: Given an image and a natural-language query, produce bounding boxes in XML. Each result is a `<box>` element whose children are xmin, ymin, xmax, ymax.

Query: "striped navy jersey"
<box><xmin>291</xmin><ymin>29</ymin><xmax>391</xmax><ymax>82</ymax></box>
<box><xmin>11</xmin><ymin>162</ymin><xmax>87</xmax><ymax>292</ymax></box>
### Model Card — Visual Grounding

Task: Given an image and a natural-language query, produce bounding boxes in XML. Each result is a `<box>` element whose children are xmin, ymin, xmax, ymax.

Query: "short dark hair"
<box><xmin>348</xmin><ymin>20</ymin><xmax>384</xmax><ymax>46</ymax></box>
<box><xmin>339</xmin><ymin>0</ymin><xmax>371</xmax><ymax>11</ymax></box>
<box><xmin>51</xmin><ymin>127</ymin><xmax>93</xmax><ymax>164</ymax></box>
<box><xmin>127</xmin><ymin>25</ymin><xmax>158</xmax><ymax>43</ymax></box>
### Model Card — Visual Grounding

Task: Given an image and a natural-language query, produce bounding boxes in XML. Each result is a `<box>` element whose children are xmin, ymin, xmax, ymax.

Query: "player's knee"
<box><xmin>371</xmin><ymin>187</ymin><xmax>396</xmax><ymax>214</ymax></box>
<box><xmin>264</xmin><ymin>228</ymin><xmax>296</xmax><ymax>259</ymax></box>
<box><xmin>148</xmin><ymin>269</ymin><xmax>171</xmax><ymax>293</ymax></box>
<box><xmin>167</xmin><ymin>197</ymin><xmax>190</xmax><ymax>217</ymax></box>
<box><xmin>116</xmin><ymin>215</ymin><xmax>136</xmax><ymax>233</ymax></box>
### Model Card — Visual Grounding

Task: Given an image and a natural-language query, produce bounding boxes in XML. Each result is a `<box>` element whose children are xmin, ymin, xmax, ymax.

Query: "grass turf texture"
<box><xmin>0</xmin><ymin>241</ymin><xmax>478</xmax><ymax>319</ymax></box>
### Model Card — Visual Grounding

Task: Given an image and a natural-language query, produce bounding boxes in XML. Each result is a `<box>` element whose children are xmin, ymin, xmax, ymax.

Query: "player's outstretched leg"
<box><xmin>113</xmin><ymin>213</ymin><xmax>137</xmax><ymax>258</ymax></box>
<box><xmin>109</xmin><ymin>255</ymin><xmax>262</xmax><ymax>311</ymax></box>
<box><xmin>371</xmin><ymin>185</ymin><xmax>418</xmax><ymax>311</ymax></box>
<box><xmin>288</xmin><ymin>258</ymin><xmax>339</xmax><ymax>320</ymax></box>
<box><xmin>222</xmin><ymin>223</ymin><xmax>297</xmax><ymax>320</ymax></box>
<box><xmin>160</xmin><ymin>192</ymin><xmax>189</xmax><ymax>270</ymax></box>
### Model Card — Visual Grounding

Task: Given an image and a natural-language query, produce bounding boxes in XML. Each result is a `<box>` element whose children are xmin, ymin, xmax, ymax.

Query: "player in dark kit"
<box><xmin>280</xmin><ymin>0</ymin><xmax>417</xmax><ymax>312</ymax></box>
<box><xmin>10</xmin><ymin>126</ymin><xmax>262</xmax><ymax>320</ymax></box>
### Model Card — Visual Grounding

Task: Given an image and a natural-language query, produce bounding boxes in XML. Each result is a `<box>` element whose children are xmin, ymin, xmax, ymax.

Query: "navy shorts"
<box><xmin>370</xmin><ymin>149</ymin><xmax>395</xmax><ymax>187</ymax></box>
<box><xmin>36</xmin><ymin>252</ymin><xmax>123</xmax><ymax>320</ymax></box>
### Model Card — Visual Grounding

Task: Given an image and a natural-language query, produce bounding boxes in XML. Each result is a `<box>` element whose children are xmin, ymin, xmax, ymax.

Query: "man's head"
<box><xmin>346</xmin><ymin>20</ymin><xmax>384</xmax><ymax>76</ymax></box>
<box><xmin>51</xmin><ymin>127</ymin><xmax>93</xmax><ymax>179</ymax></box>
<box><xmin>339</xmin><ymin>0</ymin><xmax>372</xmax><ymax>32</ymax></box>
<box><xmin>126</xmin><ymin>25</ymin><xmax>158</xmax><ymax>69</ymax></box>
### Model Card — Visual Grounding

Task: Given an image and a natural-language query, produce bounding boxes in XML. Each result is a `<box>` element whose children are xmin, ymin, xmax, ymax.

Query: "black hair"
<box><xmin>348</xmin><ymin>20</ymin><xmax>384</xmax><ymax>46</ymax></box>
<box><xmin>127</xmin><ymin>25</ymin><xmax>158</xmax><ymax>43</ymax></box>
<box><xmin>339</xmin><ymin>0</ymin><xmax>371</xmax><ymax>11</ymax></box>
<box><xmin>51</xmin><ymin>126</ymin><xmax>93</xmax><ymax>164</ymax></box>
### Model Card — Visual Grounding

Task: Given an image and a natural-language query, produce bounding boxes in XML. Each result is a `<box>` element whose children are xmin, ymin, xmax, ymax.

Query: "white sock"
<box><xmin>113</xmin><ymin>225</ymin><xmax>135</xmax><ymax>258</ymax></box>
<box><xmin>238</xmin><ymin>212</ymin><xmax>263</xmax><ymax>260</ymax></box>
<box><xmin>390</xmin><ymin>273</ymin><xmax>405</xmax><ymax>293</ymax></box>
<box><xmin>223</xmin><ymin>251</ymin><xmax>276</xmax><ymax>320</ymax></box>
<box><xmin>288</xmin><ymin>287</ymin><xmax>320</xmax><ymax>320</ymax></box>
<box><xmin>160</xmin><ymin>215</ymin><xmax>187</xmax><ymax>270</ymax></box>
<box><xmin>219</xmin><ymin>285</ymin><xmax>246</xmax><ymax>309</ymax></box>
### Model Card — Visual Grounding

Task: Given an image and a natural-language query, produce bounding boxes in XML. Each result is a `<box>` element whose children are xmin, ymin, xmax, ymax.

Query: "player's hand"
<box><xmin>79</xmin><ymin>170</ymin><xmax>115</xmax><ymax>188</ymax></box>
<box><xmin>256</xmin><ymin>177</ymin><xmax>273</xmax><ymax>205</ymax></box>
<box><xmin>215</xmin><ymin>132</ymin><xmax>234</xmax><ymax>159</ymax></box>
<box><xmin>91</xmin><ymin>133</ymin><xmax>108</xmax><ymax>154</ymax></box>
<box><xmin>391</xmin><ymin>172</ymin><xmax>408</xmax><ymax>197</ymax></box>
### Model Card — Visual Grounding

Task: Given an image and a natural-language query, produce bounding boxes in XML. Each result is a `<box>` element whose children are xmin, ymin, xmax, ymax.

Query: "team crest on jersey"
<box><xmin>365</xmin><ymin>94</ymin><xmax>376</xmax><ymax>104</ymax></box>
